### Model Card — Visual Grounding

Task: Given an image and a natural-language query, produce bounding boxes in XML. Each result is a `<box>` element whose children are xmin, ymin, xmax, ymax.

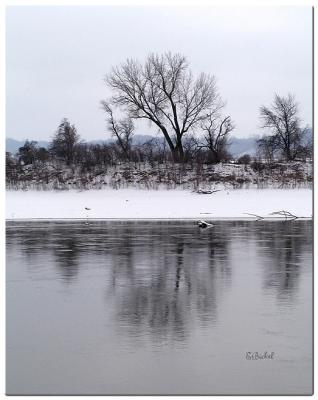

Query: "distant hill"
<box><xmin>6</xmin><ymin>135</ymin><xmax>259</xmax><ymax>157</ymax></box>
<box><xmin>228</xmin><ymin>137</ymin><xmax>258</xmax><ymax>157</ymax></box>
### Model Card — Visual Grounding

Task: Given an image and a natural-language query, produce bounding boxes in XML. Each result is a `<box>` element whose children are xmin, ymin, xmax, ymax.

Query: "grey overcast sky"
<box><xmin>6</xmin><ymin>6</ymin><xmax>312</xmax><ymax>141</ymax></box>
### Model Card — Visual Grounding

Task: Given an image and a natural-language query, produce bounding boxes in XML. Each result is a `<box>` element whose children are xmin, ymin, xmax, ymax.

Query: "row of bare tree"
<box><xmin>7</xmin><ymin>123</ymin><xmax>233</xmax><ymax>173</ymax></box>
<box><xmin>7</xmin><ymin>52</ymin><xmax>312</xmax><ymax>169</ymax></box>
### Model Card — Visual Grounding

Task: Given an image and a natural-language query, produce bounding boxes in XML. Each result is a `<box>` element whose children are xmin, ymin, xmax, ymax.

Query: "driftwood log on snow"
<box><xmin>196</xmin><ymin>189</ymin><xmax>222</xmax><ymax>194</ymax></box>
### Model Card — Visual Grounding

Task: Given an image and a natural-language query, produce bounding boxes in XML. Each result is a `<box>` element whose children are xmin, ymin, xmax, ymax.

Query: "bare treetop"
<box><xmin>260</xmin><ymin>93</ymin><xmax>299</xmax><ymax>131</ymax></box>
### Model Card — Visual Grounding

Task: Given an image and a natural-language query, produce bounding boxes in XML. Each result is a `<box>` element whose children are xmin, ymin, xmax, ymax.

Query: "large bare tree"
<box><xmin>259</xmin><ymin>94</ymin><xmax>304</xmax><ymax>161</ymax></box>
<box><xmin>103</xmin><ymin>52</ymin><xmax>221</xmax><ymax>161</ymax></box>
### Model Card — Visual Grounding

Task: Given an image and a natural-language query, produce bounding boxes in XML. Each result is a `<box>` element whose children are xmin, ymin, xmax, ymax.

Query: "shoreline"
<box><xmin>6</xmin><ymin>217</ymin><xmax>312</xmax><ymax>222</ymax></box>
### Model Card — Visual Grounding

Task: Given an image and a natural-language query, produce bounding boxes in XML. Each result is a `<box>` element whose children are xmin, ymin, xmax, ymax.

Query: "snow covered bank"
<box><xmin>6</xmin><ymin>161</ymin><xmax>312</xmax><ymax>191</ymax></box>
<box><xmin>6</xmin><ymin>189</ymin><xmax>312</xmax><ymax>220</ymax></box>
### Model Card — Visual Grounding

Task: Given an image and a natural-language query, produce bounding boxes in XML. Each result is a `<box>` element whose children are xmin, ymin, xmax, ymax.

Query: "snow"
<box><xmin>6</xmin><ymin>188</ymin><xmax>312</xmax><ymax>220</ymax></box>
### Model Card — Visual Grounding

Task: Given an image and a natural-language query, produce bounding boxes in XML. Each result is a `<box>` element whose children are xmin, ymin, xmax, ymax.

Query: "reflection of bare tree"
<box><xmin>6</xmin><ymin>221</ymin><xmax>233</xmax><ymax>343</ymax></box>
<box><xmin>105</xmin><ymin>222</ymin><xmax>232</xmax><ymax>343</ymax></box>
<box><xmin>53</xmin><ymin>237</ymin><xmax>80</xmax><ymax>283</ymax></box>
<box><xmin>6</xmin><ymin>220</ymin><xmax>311</xmax><ymax>346</ymax></box>
<box><xmin>253</xmin><ymin>221</ymin><xmax>312</xmax><ymax>303</ymax></box>
<box><xmin>6</xmin><ymin>224</ymin><xmax>51</xmax><ymax>256</ymax></box>
<box><xmin>6</xmin><ymin>223</ymin><xmax>87</xmax><ymax>283</ymax></box>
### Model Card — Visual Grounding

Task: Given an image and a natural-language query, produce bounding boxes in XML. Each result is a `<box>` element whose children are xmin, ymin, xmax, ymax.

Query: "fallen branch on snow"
<box><xmin>270</xmin><ymin>210</ymin><xmax>298</xmax><ymax>220</ymax></box>
<box><xmin>243</xmin><ymin>213</ymin><xmax>265</xmax><ymax>220</ymax></box>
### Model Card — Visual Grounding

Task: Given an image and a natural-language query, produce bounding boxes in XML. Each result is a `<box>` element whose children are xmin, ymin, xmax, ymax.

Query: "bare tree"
<box><xmin>183</xmin><ymin>134</ymin><xmax>199</xmax><ymax>163</ymax></box>
<box><xmin>103</xmin><ymin>52</ymin><xmax>221</xmax><ymax>161</ymax></box>
<box><xmin>101</xmin><ymin>102</ymin><xmax>134</xmax><ymax>161</ymax></box>
<box><xmin>257</xmin><ymin>135</ymin><xmax>278</xmax><ymax>163</ymax></box>
<box><xmin>259</xmin><ymin>94</ymin><xmax>304</xmax><ymax>161</ymax></box>
<box><xmin>50</xmin><ymin>119</ymin><xmax>81</xmax><ymax>166</ymax></box>
<box><xmin>199</xmin><ymin>113</ymin><xmax>234</xmax><ymax>163</ymax></box>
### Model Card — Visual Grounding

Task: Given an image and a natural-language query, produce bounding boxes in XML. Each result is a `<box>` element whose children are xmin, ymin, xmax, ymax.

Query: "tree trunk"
<box><xmin>171</xmin><ymin>148</ymin><xmax>180</xmax><ymax>162</ymax></box>
<box><xmin>177</xmin><ymin>143</ymin><xmax>184</xmax><ymax>162</ymax></box>
<box><xmin>285</xmin><ymin>147</ymin><xmax>292</xmax><ymax>161</ymax></box>
<box><xmin>171</xmin><ymin>146</ymin><xmax>185</xmax><ymax>163</ymax></box>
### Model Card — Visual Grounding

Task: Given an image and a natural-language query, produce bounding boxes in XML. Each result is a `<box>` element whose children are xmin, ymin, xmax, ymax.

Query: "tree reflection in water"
<box><xmin>253</xmin><ymin>220</ymin><xmax>312</xmax><ymax>304</ymax></box>
<box><xmin>101</xmin><ymin>222</ymin><xmax>233</xmax><ymax>344</ymax></box>
<box><xmin>6</xmin><ymin>220</ymin><xmax>312</xmax><ymax>343</ymax></box>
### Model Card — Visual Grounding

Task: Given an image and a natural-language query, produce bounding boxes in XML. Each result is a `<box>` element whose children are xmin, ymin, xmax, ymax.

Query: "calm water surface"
<box><xmin>6</xmin><ymin>220</ymin><xmax>312</xmax><ymax>395</ymax></box>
